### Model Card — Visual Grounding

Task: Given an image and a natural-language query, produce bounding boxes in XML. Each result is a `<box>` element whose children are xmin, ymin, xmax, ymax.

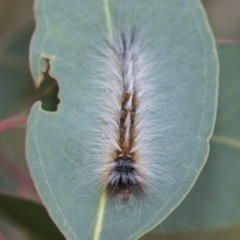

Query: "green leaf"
<box><xmin>0</xmin><ymin>192</ymin><xmax>64</xmax><ymax>240</ymax></box>
<box><xmin>157</xmin><ymin>44</ymin><xmax>240</xmax><ymax>232</ymax></box>
<box><xmin>27</xmin><ymin>0</ymin><xmax>218</xmax><ymax>239</ymax></box>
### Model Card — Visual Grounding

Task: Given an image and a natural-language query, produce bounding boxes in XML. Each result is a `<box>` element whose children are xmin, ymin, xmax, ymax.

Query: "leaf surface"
<box><xmin>27</xmin><ymin>0</ymin><xmax>218</xmax><ymax>239</ymax></box>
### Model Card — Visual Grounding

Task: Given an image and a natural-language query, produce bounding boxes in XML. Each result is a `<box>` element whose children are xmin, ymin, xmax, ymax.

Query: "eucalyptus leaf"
<box><xmin>27</xmin><ymin>0</ymin><xmax>218</xmax><ymax>239</ymax></box>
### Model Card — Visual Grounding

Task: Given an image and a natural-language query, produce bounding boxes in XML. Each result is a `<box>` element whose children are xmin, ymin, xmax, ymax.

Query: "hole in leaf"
<box><xmin>35</xmin><ymin>59</ymin><xmax>60</xmax><ymax>112</ymax></box>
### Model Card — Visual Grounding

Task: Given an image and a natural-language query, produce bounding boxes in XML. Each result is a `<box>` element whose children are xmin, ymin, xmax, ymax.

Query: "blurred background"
<box><xmin>0</xmin><ymin>0</ymin><xmax>240</xmax><ymax>239</ymax></box>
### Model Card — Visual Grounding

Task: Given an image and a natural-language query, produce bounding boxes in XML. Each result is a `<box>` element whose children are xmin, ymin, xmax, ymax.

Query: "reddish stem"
<box><xmin>0</xmin><ymin>113</ymin><xmax>27</xmax><ymax>133</ymax></box>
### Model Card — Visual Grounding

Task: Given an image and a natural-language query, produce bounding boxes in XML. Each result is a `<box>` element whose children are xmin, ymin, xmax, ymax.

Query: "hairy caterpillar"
<box><xmin>96</xmin><ymin>22</ymin><xmax>159</xmax><ymax>203</ymax></box>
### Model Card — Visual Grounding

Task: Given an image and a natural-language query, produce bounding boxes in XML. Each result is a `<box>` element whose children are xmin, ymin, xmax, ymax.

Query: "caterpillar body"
<box><xmin>98</xmin><ymin>23</ymin><xmax>156</xmax><ymax>203</ymax></box>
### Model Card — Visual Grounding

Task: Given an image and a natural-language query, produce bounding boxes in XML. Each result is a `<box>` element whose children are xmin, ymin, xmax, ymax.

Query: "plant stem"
<box><xmin>0</xmin><ymin>112</ymin><xmax>27</xmax><ymax>133</ymax></box>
